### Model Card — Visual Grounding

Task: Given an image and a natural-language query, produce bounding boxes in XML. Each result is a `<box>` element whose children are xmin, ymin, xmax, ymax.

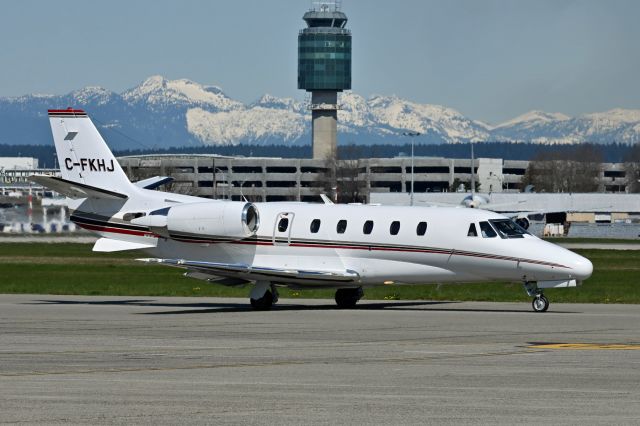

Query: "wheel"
<box><xmin>335</xmin><ymin>288</ymin><xmax>362</xmax><ymax>309</ymax></box>
<box><xmin>532</xmin><ymin>295</ymin><xmax>549</xmax><ymax>313</ymax></box>
<box><xmin>250</xmin><ymin>290</ymin><xmax>274</xmax><ymax>310</ymax></box>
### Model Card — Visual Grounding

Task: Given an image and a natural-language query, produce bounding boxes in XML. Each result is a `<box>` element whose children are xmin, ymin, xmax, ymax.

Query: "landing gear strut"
<box><xmin>250</xmin><ymin>281</ymin><xmax>278</xmax><ymax>310</ymax></box>
<box><xmin>523</xmin><ymin>281</ymin><xmax>549</xmax><ymax>313</ymax></box>
<box><xmin>335</xmin><ymin>287</ymin><xmax>364</xmax><ymax>309</ymax></box>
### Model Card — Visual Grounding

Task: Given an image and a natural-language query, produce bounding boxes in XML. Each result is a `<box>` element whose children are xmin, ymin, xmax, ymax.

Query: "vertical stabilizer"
<box><xmin>48</xmin><ymin>109</ymin><xmax>134</xmax><ymax>195</ymax></box>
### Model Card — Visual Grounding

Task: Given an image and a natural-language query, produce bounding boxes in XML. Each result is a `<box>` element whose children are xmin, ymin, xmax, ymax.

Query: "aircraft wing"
<box><xmin>137</xmin><ymin>258</ymin><xmax>360</xmax><ymax>285</ymax></box>
<box><xmin>30</xmin><ymin>175</ymin><xmax>128</xmax><ymax>200</ymax></box>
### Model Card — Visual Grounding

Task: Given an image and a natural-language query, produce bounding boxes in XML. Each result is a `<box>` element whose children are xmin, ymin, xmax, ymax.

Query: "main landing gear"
<box><xmin>250</xmin><ymin>281</ymin><xmax>279</xmax><ymax>310</ymax></box>
<box><xmin>523</xmin><ymin>281</ymin><xmax>549</xmax><ymax>313</ymax></box>
<box><xmin>248</xmin><ymin>283</ymin><xmax>364</xmax><ymax>310</ymax></box>
<box><xmin>335</xmin><ymin>287</ymin><xmax>364</xmax><ymax>309</ymax></box>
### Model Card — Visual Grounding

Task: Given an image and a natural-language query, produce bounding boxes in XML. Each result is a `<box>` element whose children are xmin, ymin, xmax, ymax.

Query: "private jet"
<box><xmin>30</xmin><ymin>109</ymin><xmax>593</xmax><ymax>312</ymax></box>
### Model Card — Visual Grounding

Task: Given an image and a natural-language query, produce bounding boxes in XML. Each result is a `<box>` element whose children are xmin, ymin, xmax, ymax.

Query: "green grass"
<box><xmin>0</xmin><ymin>243</ymin><xmax>638</xmax><ymax>303</ymax></box>
<box><xmin>543</xmin><ymin>237</ymin><xmax>640</xmax><ymax>244</ymax></box>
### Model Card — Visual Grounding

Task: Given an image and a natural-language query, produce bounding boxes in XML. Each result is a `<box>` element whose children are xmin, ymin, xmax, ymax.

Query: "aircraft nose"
<box><xmin>571</xmin><ymin>254</ymin><xmax>593</xmax><ymax>280</ymax></box>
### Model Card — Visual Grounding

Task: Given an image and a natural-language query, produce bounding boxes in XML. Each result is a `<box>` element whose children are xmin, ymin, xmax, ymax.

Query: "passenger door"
<box><xmin>273</xmin><ymin>212</ymin><xmax>295</xmax><ymax>246</ymax></box>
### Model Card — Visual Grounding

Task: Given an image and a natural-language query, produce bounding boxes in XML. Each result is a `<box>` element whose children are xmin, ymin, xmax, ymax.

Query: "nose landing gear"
<box><xmin>523</xmin><ymin>281</ymin><xmax>550</xmax><ymax>313</ymax></box>
<box><xmin>532</xmin><ymin>294</ymin><xmax>549</xmax><ymax>312</ymax></box>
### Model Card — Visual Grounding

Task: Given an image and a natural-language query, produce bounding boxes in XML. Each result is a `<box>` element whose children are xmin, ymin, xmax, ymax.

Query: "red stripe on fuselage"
<box><xmin>74</xmin><ymin>219</ymin><xmax>569</xmax><ymax>270</ymax></box>
<box><xmin>78</xmin><ymin>223</ymin><xmax>157</xmax><ymax>237</ymax></box>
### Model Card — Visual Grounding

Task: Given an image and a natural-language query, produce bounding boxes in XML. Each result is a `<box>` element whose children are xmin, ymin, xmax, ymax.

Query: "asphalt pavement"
<box><xmin>1</xmin><ymin>295</ymin><xmax>639</xmax><ymax>425</ymax></box>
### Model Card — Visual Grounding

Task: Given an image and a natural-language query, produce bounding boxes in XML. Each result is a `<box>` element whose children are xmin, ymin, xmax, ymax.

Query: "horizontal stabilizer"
<box><xmin>93</xmin><ymin>237</ymin><xmax>158</xmax><ymax>252</ymax></box>
<box><xmin>30</xmin><ymin>175</ymin><xmax>128</xmax><ymax>200</ymax></box>
<box><xmin>134</xmin><ymin>176</ymin><xmax>174</xmax><ymax>190</ymax></box>
<box><xmin>137</xmin><ymin>258</ymin><xmax>360</xmax><ymax>284</ymax></box>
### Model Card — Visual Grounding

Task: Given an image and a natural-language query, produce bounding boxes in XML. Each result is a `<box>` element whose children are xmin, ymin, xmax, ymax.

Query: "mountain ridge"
<box><xmin>0</xmin><ymin>75</ymin><xmax>638</xmax><ymax>149</ymax></box>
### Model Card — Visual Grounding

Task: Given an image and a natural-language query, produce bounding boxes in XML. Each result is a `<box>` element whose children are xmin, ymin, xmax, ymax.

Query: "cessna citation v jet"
<box><xmin>31</xmin><ymin>109</ymin><xmax>593</xmax><ymax>312</ymax></box>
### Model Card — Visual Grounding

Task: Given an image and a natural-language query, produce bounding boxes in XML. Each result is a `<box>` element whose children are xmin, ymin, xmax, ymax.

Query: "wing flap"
<box><xmin>137</xmin><ymin>258</ymin><xmax>360</xmax><ymax>284</ymax></box>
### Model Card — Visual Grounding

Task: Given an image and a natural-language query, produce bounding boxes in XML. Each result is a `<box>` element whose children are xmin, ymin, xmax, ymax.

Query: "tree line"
<box><xmin>1</xmin><ymin>142</ymin><xmax>638</xmax><ymax>168</ymax></box>
<box><xmin>521</xmin><ymin>143</ymin><xmax>640</xmax><ymax>193</ymax></box>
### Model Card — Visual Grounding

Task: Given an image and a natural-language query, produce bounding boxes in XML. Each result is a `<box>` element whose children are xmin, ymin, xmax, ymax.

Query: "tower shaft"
<box><xmin>311</xmin><ymin>91</ymin><xmax>338</xmax><ymax>159</ymax></box>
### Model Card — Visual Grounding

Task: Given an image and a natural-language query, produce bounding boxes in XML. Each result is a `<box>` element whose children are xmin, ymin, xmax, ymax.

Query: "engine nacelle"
<box><xmin>134</xmin><ymin>201</ymin><xmax>259</xmax><ymax>241</ymax></box>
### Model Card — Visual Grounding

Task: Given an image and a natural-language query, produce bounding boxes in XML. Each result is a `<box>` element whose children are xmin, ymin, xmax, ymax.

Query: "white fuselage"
<box><xmin>71</xmin><ymin>189</ymin><xmax>593</xmax><ymax>288</ymax></box>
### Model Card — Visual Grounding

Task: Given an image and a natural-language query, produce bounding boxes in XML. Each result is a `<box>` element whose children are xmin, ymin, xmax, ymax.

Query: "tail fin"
<box><xmin>48</xmin><ymin>109</ymin><xmax>134</xmax><ymax>195</ymax></box>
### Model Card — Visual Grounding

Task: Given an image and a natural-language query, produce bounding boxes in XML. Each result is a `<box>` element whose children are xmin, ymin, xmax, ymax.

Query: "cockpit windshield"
<box><xmin>489</xmin><ymin>219</ymin><xmax>529</xmax><ymax>239</ymax></box>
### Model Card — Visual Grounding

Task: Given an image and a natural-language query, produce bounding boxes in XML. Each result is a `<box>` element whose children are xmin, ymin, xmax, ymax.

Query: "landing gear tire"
<box><xmin>250</xmin><ymin>290</ymin><xmax>274</xmax><ymax>310</ymax></box>
<box><xmin>335</xmin><ymin>287</ymin><xmax>363</xmax><ymax>309</ymax></box>
<box><xmin>249</xmin><ymin>281</ymin><xmax>278</xmax><ymax>310</ymax></box>
<box><xmin>532</xmin><ymin>294</ymin><xmax>549</xmax><ymax>313</ymax></box>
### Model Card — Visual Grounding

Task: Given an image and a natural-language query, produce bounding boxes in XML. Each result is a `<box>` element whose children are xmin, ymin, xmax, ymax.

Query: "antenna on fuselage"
<box><xmin>320</xmin><ymin>194</ymin><xmax>334</xmax><ymax>204</ymax></box>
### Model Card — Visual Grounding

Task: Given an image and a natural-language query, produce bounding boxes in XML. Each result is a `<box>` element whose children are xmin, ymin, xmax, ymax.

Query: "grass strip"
<box><xmin>0</xmin><ymin>244</ymin><xmax>638</xmax><ymax>303</ymax></box>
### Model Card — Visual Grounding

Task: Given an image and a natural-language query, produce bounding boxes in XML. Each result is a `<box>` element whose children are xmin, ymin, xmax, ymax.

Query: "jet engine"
<box><xmin>132</xmin><ymin>201</ymin><xmax>260</xmax><ymax>240</ymax></box>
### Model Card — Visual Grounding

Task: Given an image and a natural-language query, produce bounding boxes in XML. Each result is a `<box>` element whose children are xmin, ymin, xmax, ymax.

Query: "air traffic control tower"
<box><xmin>298</xmin><ymin>2</ymin><xmax>351</xmax><ymax>159</ymax></box>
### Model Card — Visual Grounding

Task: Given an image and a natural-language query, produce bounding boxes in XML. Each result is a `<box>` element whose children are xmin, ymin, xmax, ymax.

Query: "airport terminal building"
<box><xmin>116</xmin><ymin>154</ymin><xmax>633</xmax><ymax>202</ymax></box>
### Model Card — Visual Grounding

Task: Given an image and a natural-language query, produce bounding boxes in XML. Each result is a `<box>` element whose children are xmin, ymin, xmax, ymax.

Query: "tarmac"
<box><xmin>1</xmin><ymin>294</ymin><xmax>639</xmax><ymax>425</ymax></box>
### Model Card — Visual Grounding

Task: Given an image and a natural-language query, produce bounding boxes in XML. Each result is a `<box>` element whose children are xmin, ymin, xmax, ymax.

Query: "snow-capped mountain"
<box><xmin>123</xmin><ymin>75</ymin><xmax>243</xmax><ymax>112</ymax></box>
<box><xmin>490</xmin><ymin>108</ymin><xmax>640</xmax><ymax>144</ymax></box>
<box><xmin>0</xmin><ymin>75</ymin><xmax>638</xmax><ymax>149</ymax></box>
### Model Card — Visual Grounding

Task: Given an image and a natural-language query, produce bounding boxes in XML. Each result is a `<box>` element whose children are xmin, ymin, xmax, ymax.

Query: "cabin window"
<box><xmin>337</xmin><ymin>219</ymin><xmax>347</xmax><ymax>234</ymax></box>
<box><xmin>363</xmin><ymin>220</ymin><xmax>374</xmax><ymax>234</ymax></box>
<box><xmin>416</xmin><ymin>221</ymin><xmax>427</xmax><ymax>236</ymax></box>
<box><xmin>489</xmin><ymin>219</ymin><xmax>528</xmax><ymax>239</ymax></box>
<box><xmin>467</xmin><ymin>223</ymin><xmax>478</xmax><ymax>237</ymax></box>
<box><xmin>390</xmin><ymin>221</ymin><xmax>401</xmax><ymax>235</ymax></box>
<box><xmin>479</xmin><ymin>221</ymin><xmax>497</xmax><ymax>238</ymax></box>
<box><xmin>278</xmin><ymin>218</ymin><xmax>289</xmax><ymax>232</ymax></box>
<box><xmin>310</xmin><ymin>219</ymin><xmax>321</xmax><ymax>233</ymax></box>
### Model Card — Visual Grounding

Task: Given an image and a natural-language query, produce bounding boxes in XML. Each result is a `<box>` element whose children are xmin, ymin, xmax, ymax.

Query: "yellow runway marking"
<box><xmin>530</xmin><ymin>343</ymin><xmax>640</xmax><ymax>350</ymax></box>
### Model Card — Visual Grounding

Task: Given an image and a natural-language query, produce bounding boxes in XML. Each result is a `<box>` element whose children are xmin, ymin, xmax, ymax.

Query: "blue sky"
<box><xmin>1</xmin><ymin>0</ymin><xmax>638</xmax><ymax>124</ymax></box>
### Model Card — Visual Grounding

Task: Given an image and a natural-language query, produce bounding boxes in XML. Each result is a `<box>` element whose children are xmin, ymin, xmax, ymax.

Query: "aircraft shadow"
<box><xmin>142</xmin><ymin>300</ymin><xmax>459</xmax><ymax>315</ymax></box>
<box><xmin>25</xmin><ymin>298</ymin><xmax>575</xmax><ymax>315</ymax></box>
<box><xmin>27</xmin><ymin>298</ymin><xmax>452</xmax><ymax>315</ymax></box>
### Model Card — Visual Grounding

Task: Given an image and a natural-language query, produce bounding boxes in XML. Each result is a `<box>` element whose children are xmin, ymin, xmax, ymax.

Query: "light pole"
<box><xmin>238</xmin><ymin>180</ymin><xmax>247</xmax><ymax>201</ymax></box>
<box><xmin>214</xmin><ymin>168</ymin><xmax>227</xmax><ymax>199</ymax></box>
<box><xmin>402</xmin><ymin>132</ymin><xmax>421</xmax><ymax>206</ymax></box>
